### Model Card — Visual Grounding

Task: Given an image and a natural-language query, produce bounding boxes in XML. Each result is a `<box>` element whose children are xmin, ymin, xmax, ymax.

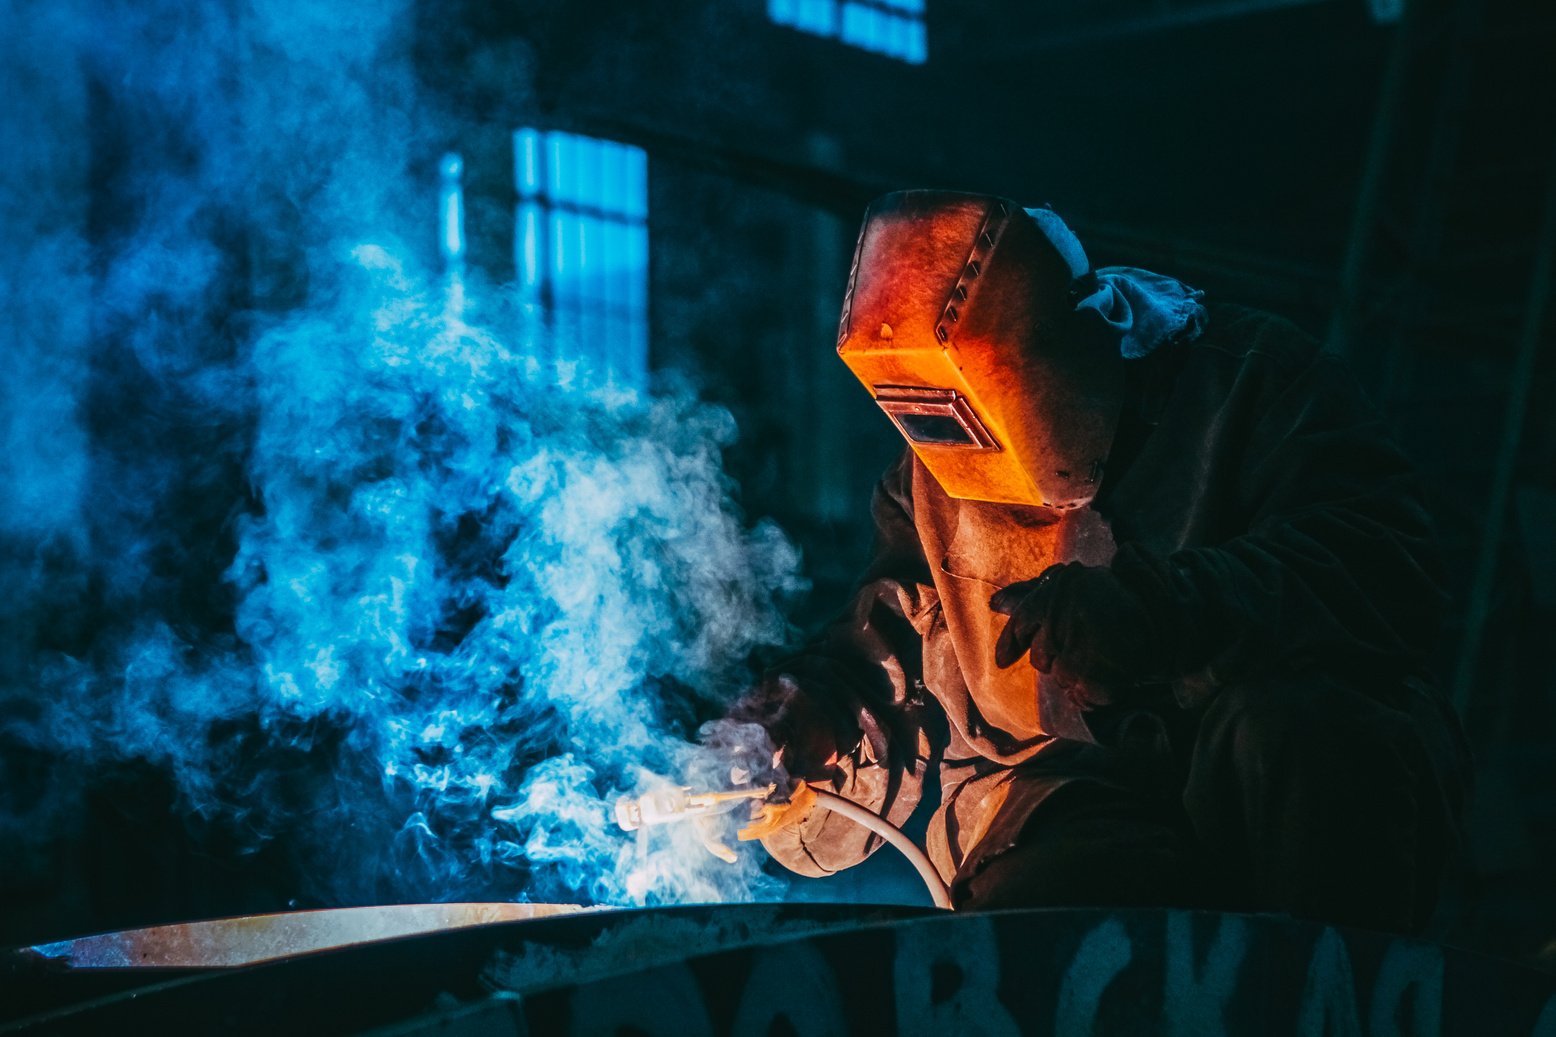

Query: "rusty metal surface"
<box><xmin>5</xmin><ymin>907</ymin><xmax>1553</xmax><ymax>1035</ymax></box>
<box><xmin>0</xmin><ymin>903</ymin><xmax>930</xmax><ymax>1034</ymax></box>
<box><xmin>22</xmin><ymin>902</ymin><xmax>593</xmax><ymax>969</ymax></box>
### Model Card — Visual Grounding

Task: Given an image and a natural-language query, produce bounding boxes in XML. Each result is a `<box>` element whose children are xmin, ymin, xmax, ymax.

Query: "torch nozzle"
<box><xmin>613</xmin><ymin>784</ymin><xmax>777</xmax><ymax>832</ymax></box>
<box><xmin>614</xmin><ymin>783</ymin><xmax>780</xmax><ymax>866</ymax></box>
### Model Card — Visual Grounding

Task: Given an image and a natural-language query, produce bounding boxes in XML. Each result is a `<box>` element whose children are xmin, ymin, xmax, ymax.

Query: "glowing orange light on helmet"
<box><xmin>836</xmin><ymin>191</ymin><xmax>1122</xmax><ymax>509</ymax></box>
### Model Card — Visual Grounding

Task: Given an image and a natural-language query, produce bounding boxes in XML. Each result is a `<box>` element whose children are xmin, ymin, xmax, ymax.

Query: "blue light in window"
<box><xmin>513</xmin><ymin>129</ymin><xmax>650</xmax><ymax>388</ymax></box>
<box><xmin>769</xmin><ymin>0</ymin><xmax>926</xmax><ymax>65</ymax></box>
<box><xmin>840</xmin><ymin>2</ymin><xmax>926</xmax><ymax>63</ymax></box>
<box><xmin>769</xmin><ymin>0</ymin><xmax>838</xmax><ymax>35</ymax></box>
<box><xmin>439</xmin><ymin>152</ymin><xmax>465</xmax><ymax>269</ymax></box>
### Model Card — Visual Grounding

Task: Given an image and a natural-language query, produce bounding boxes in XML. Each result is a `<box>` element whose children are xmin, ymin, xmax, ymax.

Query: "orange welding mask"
<box><xmin>837</xmin><ymin>191</ymin><xmax>1125</xmax><ymax>509</ymax></box>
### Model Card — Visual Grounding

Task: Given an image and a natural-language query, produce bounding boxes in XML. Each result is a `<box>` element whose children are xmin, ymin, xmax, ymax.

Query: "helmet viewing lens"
<box><xmin>897</xmin><ymin>412</ymin><xmax>979</xmax><ymax>445</ymax></box>
<box><xmin>874</xmin><ymin>386</ymin><xmax>999</xmax><ymax>450</ymax></box>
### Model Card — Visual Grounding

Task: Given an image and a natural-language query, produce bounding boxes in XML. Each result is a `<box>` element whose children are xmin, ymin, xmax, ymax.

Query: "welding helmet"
<box><xmin>836</xmin><ymin>190</ymin><xmax>1124</xmax><ymax>509</ymax></box>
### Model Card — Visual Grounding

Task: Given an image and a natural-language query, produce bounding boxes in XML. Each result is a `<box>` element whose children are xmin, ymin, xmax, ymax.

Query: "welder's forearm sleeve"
<box><xmin>1132</xmin><ymin>350</ymin><xmax>1446</xmax><ymax>695</ymax></box>
<box><xmin>760</xmin><ymin>455</ymin><xmax>944</xmax><ymax>877</ymax></box>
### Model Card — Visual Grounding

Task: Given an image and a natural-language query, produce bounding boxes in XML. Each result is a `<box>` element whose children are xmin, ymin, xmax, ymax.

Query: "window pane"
<box><xmin>838</xmin><ymin>2</ymin><xmax>927</xmax><ymax>63</ymax></box>
<box><xmin>513</xmin><ymin>128</ymin><xmax>651</xmax><ymax>388</ymax></box>
<box><xmin>515</xmin><ymin>202</ymin><xmax>542</xmax><ymax>290</ymax></box>
<box><xmin>625</xmin><ymin>146</ymin><xmax>648</xmax><ymax>221</ymax></box>
<box><xmin>768</xmin><ymin>0</ymin><xmax>799</xmax><ymax>27</ymax></box>
<box><xmin>772</xmin><ymin>0</ymin><xmax>926</xmax><ymax>62</ymax></box>
<box><xmin>839</xmin><ymin>3</ymin><xmax>880</xmax><ymax>50</ymax></box>
<box><xmin>903</xmin><ymin>17</ymin><xmax>928</xmax><ymax>64</ymax></box>
<box><xmin>770</xmin><ymin>0</ymin><xmax>839</xmax><ymax>37</ymax></box>
<box><xmin>514</xmin><ymin>129</ymin><xmax>542</xmax><ymax>197</ymax></box>
<box><xmin>798</xmin><ymin>0</ymin><xmax>839</xmax><ymax>34</ymax></box>
<box><xmin>439</xmin><ymin>153</ymin><xmax>465</xmax><ymax>266</ymax></box>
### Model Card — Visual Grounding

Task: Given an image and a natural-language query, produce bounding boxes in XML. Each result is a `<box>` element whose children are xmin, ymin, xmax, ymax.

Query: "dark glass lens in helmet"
<box><xmin>873</xmin><ymin>386</ymin><xmax>999</xmax><ymax>451</ymax></box>
<box><xmin>895</xmin><ymin>411</ymin><xmax>979</xmax><ymax>445</ymax></box>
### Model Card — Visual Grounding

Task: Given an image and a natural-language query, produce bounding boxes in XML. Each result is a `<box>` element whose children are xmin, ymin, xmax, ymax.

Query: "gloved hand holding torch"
<box><xmin>613</xmin><ymin>674</ymin><xmax>954</xmax><ymax>908</ymax></box>
<box><xmin>719</xmin><ymin>673</ymin><xmax>855</xmax><ymax>839</ymax></box>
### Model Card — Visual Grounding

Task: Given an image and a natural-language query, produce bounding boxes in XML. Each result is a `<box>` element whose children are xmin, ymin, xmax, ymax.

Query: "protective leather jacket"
<box><xmin>761</xmin><ymin>303</ymin><xmax>1448</xmax><ymax>883</ymax></box>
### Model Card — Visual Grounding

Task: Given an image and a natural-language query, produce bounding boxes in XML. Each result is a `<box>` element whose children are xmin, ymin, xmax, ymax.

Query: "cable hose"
<box><xmin>808</xmin><ymin>787</ymin><xmax>954</xmax><ymax>910</ymax></box>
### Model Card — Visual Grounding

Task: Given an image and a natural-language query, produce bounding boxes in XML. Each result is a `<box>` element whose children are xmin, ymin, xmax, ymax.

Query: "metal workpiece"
<box><xmin>5</xmin><ymin>908</ymin><xmax>1553</xmax><ymax>1035</ymax></box>
<box><xmin>19</xmin><ymin>903</ymin><xmax>592</xmax><ymax>970</ymax></box>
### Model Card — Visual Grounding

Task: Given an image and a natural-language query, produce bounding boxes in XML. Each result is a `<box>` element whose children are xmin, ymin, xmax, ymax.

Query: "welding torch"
<box><xmin>613</xmin><ymin>785</ymin><xmax>774</xmax><ymax>864</ymax></box>
<box><xmin>614</xmin><ymin>782</ymin><xmax>953</xmax><ymax>910</ymax></box>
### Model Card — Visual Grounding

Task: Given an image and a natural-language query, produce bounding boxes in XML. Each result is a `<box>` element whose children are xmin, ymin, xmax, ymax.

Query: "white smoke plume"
<box><xmin>0</xmin><ymin>0</ymin><xmax>805</xmax><ymax>909</ymax></box>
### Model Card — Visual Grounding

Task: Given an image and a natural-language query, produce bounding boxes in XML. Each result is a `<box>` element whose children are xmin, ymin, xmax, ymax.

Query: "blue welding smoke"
<box><xmin>0</xmin><ymin>0</ymin><xmax>803</xmax><ymax>907</ymax></box>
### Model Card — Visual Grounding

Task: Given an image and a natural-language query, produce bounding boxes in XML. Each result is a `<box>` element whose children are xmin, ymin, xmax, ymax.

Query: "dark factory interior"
<box><xmin>2</xmin><ymin>0</ymin><xmax>1555</xmax><ymax>1029</ymax></box>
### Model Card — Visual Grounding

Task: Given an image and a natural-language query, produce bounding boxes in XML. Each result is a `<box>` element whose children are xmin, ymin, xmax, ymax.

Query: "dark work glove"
<box><xmin>727</xmin><ymin>674</ymin><xmax>857</xmax><ymax>786</ymax></box>
<box><xmin>989</xmin><ymin>558</ymin><xmax>1173</xmax><ymax>703</ymax></box>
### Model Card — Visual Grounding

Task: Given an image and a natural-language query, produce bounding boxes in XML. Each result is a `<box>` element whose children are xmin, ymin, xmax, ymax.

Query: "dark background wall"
<box><xmin>4</xmin><ymin>0</ymin><xmax>1553</xmax><ymax>970</ymax></box>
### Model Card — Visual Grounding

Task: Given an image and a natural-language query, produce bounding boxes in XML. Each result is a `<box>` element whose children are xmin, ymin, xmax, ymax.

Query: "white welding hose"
<box><xmin>809</xmin><ymin>787</ymin><xmax>953</xmax><ymax>910</ymax></box>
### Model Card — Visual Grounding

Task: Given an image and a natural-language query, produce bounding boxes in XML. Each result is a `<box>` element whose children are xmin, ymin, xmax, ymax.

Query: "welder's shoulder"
<box><xmin>1187</xmin><ymin>302</ymin><xmax>1325</xmax><ymax>380</ymax></box>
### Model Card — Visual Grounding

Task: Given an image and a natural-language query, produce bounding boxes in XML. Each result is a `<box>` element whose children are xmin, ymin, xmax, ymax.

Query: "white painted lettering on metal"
<box><xmin>731</xmin><ymin>942</ymin><xmax>848</xmax><ymax>1037</ymax></box>
<box><xmin>1163</xmin><ymin>911</ymin><xmax>1249</xmax><ymax>1037</ymax></box>
<box><xmin>1368</xmin><ymin>942</ymin><xmax>1443</xmax><ymax>1037</ymax></box>
<box><xmin>1055</xmin><ymin>916</ymin><xmax>1134</xmax><ymax>1036</ymax></box>
<box><xmin>1297</xmin><ymin>928</ymin><xmax>1363</xmax><ymax>1037</ymax></box>
<box><xmin>894</xmin><ymin>917</ymin><xmax>1021</xmax><ymax>1037</ymax></box>
<box><xmin>569</xmin><ymin>961</ymin><xmax>714</xmax><ymax>1037</ymax></box>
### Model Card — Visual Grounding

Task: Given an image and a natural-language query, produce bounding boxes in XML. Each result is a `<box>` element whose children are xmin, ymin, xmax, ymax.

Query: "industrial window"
<box><xmin>513</xmin><ymin>128</ymin><xmax>650</xmax><ymax>388</ymax></box>
<box><xmin>767</xmin><ymin>0</ymin><xmax>927</xmax><ymax>65</ymax></box>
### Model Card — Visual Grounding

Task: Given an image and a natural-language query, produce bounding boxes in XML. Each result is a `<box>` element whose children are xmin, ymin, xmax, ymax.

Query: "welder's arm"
<box><xmin>743</xmin><ymin>453</ymin><xmax>945</xmax><ymax>877</ymax></box>
<box><xmin>1140</xmin><ymin>349</ymin><xmax>1447</xmax><ymax>697</ymax></box>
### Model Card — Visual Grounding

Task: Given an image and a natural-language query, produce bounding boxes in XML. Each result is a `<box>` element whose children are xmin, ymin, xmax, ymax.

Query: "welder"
<box><xmin>735</xmin><ymin>190</ymin><xmax>1469</xmax><ymax>934</ymax></box>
